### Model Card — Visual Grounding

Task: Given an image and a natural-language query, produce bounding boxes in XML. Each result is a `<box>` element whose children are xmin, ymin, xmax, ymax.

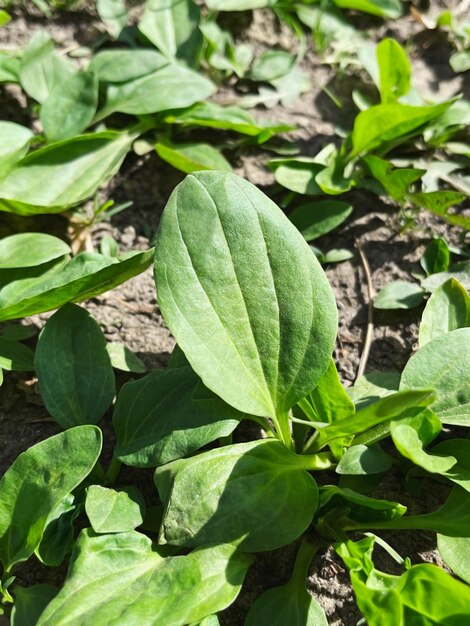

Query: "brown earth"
<box><xmin>0</xmin><ymin>2</ymin><xmax>468</xmax><ymax>625</ymax></box>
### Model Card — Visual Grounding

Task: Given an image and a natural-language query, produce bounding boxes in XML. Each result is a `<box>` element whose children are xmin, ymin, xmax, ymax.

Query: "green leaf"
<box><xmin>437</xmin><ymin>535</ymin><xmax>470</xmax><ymax>584</ymax></box>
<box><xmin>0</xmin><ymin>131</ymin><xmax>135</xmax><ymax>214</ymax></box>
<box><xmin>0</xmin><ymin>10</ymin><xmax>11</xmax><ymax>26</ymax></box>
<box><xmin>310</xmin><ymin>388</ymin><xmax>435</xmax><ymax>452</ymax></box>
<box><xmin>40</xmin><ymin>71</ymin><xmax>98</xmax><ymax>142</ymax></box>
<box><xmin>0</xmin><ymin>233</ymin><xmax>70</xmax><ymax>269</ymax></box>
<box><xmin>319</xmin><ymin>486</ymin><xmax>406</xmax><ymax>526</ymax></box>
<box><xmin>155</xmin><ymin>440</ymin><xmax>319</xmax><ymax>552</ymax></box>
<box><xmin>350</xmin><ymin>101</ymin><xmax>452</xmax><ymax>158</ymax></box>
<box><xmin>0</xmin><ymin>426</ymin><xmax>102</xmax><ymax>571</ymax></box>
<box><xmin>36</xmin><ymin>530</ymin><xmax>252</xmax><ymax>626</ymax></box>
<box><xmin>11</xmin><ymin>584</ymin><xmax>58</xmax><ymax>626</ymax></box>
<box><xmin>363</xmin><ymin>155</ymin><xmax>424</xmax><ymax>201</ymax></box>
<box><xmin>85</xmin><ymin>485</ymin><xmax>145</xmax><ymax>533</ymax></box>
<box><xmin>89</xmin><ymin>49</ymin><xmax>168</xmax><ymax>83</ymax></box>
<box><xmin>450</xmin><ymin>50</ymin><xmax>470</xmax><ymax>74</ymax></box>
<box><xmin>96</xmin><ymin>0</ymin><xmax>128</xmax><ymax>38</ymax></box>
<box><xmin>19</xmin><ymin>31</ymin><xmax>74</xmax><ymax>104</ymax></box>
<box><xmin>0</xmin><ymin>121</ymin><xmax>34</xmax><ymax>177</ymax></box>
<box><xmin>113</xmin><ymin>364</ymin><xmax>242</xmax><ymax>467</ymax></box>
<box><xmin>250</xmin><ymin>50</ymin><xmax>295</xmax><ymax>82</ymax></box>
<box><xmin>138</xmin><ymin>0</ymin><xmax>203</xmax><ymax>64</ymax></box>
<box><xmin>154</xmin><ymin>171</ymin><xmax>337</xmax><ymax>423</ymax></box>
<box><xmin>106</xmin><ymin>342</ymin><xmax>146</xmax><ymax>373</ymax></box>
<box><xmin>400</xmin><ymin>328</ymin><xmax>470</xmax><ymax>426</ymax></box>
<box><xmin>96</xmin><ymin>64</ymin><xmax>215</xmax><ymax>120</ymax></box>
<box><xmin>420</xmin><ymin>237</ymin><xmax>450</xmax><ymax>275</ymax></box>
<box><xmin>347</xmin><ymin>371</ymin><xmax>400</xmax><ymax>410</ymax></box>
<box><xmin>245</xmin><ymin>538</ymin><xmax>328</xmax><ymax>626</ymax></box>
<box><xmin>408</xmin><ymin>191</ymin><xmax>469</xmax><ymax>229</ymax></box>
<box><xmin>204</xmin><ymin>0</ymin><xmax>277</xmax><ymax>9</ymax></box>
<box><xmin>298</xmin><ymin>358</ymin><xmax>355</xmax><ymax>424</ymax></box>
<box><xmin>419</xmin><ymin>278</ymin><xmax>470</xmax><ymax>346</ymax></box>
<box><xmin>337</xmin><ymin>537</ymin><xmax>470</xmax><ymax>626</ymax></box>
<box><xmin>164</xmin><ymin>101</ymin><xmax>292</xmax><ymax>138</ymax></box>
<box><xmin>421</xmin><ymin>261</ymin><xmax>470</xmax><ymax>292</ymax></box>
<box><xmin>35</xmin><ymin>304</ymin><xmax>115</xmax><ymax>428</ymax></box>
<box><xmin>333</xmin><ymin>0</ymin><xmax>401</xmax><ymax>18</ymax></box>
<box><xmin>155</xmin><ymin>139</ymin><xmax>232</xmax><ymax>173</ymax></box>
<box><xmin>0</xmin><ymin>337</ymin><xmax>35</xmax><ymax>371</ymax></box>
<box><xmin>36</xmin><ymin>495</ymin><xmax>77</xmax><ymax>566</ymax></box>
<box><xmin>336</xmin><ymin>444</ymin><xmax>393</xmax><ymax>475</ymax></box>
<box><xmin>289</xmin><ymin>200</ymin><xmax>353</xmax><ymax>241</ymax></box>
<box><xmin>271</xmin><ymin>158</ymin><xmax>323</xmax><ymax>194</ymax></box>
<box><xmin>376</xmin><ymin>38</ymin><xmax>411</xmax><ymax>103</ymax></box>
<box><xmin>0</xmin><ymin>249</ymin><xmax>153</xmax><ymax>321</ymax></box>
<box><xmin>374</xmin><ymin>280</ymin><xmax>425</xmax><ymax>309</ymax></box>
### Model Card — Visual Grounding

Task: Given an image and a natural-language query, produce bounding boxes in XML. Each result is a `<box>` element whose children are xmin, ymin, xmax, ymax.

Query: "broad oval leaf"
<box><xmin>374</xmin><ymin>280</ymin><xmax>425</xmax><ymax>310</ymax></box>
<box><xmin>0</xmin><ymin>337</ymin><xmax>35</xmax><ymax>371</ymax></box>
<box><xmin>89</xmin><ymin>49</ymin><xmax>168</xmax><ymax>83</ymax></box>
<box><xmin>0</xmin><ymin>426</ymin><xmax>102</xmax><ymax>571</ymax></box>
<box><xmin>85</xmin><ymin>485</ymin><xmax>145</xmax><ymax>533</ymax></box>
<box><xmin>155</xmin><ymin>139</ymin><xmax>232</xmax><ymax>173</ymax></box>
<box><xmin>0</xmin><ymin>131</ymin><xmax>134</xmax><ymax>214</ymax></box>
<box><xmin>419</xmin><ymin>278</ymin><xmax>470</xmax><ymax>347</ymax></box>
<box><xmin>36</xmin><ymin>530</ymin><xmax>252</xmax><ymax>626</ymax></box>
<box><xmin>400</xmin><ymin>328</ymin><xmax>470</xmax><ymax>426</ymax></box>
<box><xmin>11</xmin><ymin>584</ymin><xmax>58</xmax><ymax>626</ymax></box>
<box><xmin>376</xmin><ymin>37</ymin><xmax>410</xmax><ymax>102</ymax></box>
<box><xmin>35</xmin><ymin>303</ymin><xmax>115</xmax><ymax>428</ymax></box>
<box><xmin>421</xmin><ymin>261</ymin><xmax>470</xmax><ymax>292</ymax></box>
<box><xmin>113</xmin><ymin>364</ymin><xmax>242</xmax><ymax>467</ymax></box>
<box><xmin>138</xmin><ymin>0</ymin><xmax>203</xmax><ymax>64</ymax></box>
<box><xmin>40</xmin><ymin>71</ymin><xmax>98</xmax><ymax>142</ymax></box>
<box><xmin>96</xmin><ymin>64</ymin><xmax>215</xmax><ymax>120</ymax></box>
<box><xmin>289</xmin><ymin>200</ymin><xmax>353</xmax><ymax>241</ymax></box>
<box><xmin>155</xmin><ymin>439</ymin><xmax>319</xmax><ymax>552</ymax></box>
<box><xmin>437</xmin><ymin>535</ymin><xmax>470</xmax><ymax>584</ymax></box>
<box><xmin>0</xmin><ymin>121</ymin><xmax>33</xmax><ymax>177</ymax></box>
<box><xmin>0</xmin><ymin>249</ymin><xmax>153</xmax><ymax>322</ymax></box>
<box><xmin>0</xmin><ymin>232</ymin><xmax>70</xmax><ymax>269</ymax></box>
<box><xmin>154</xmin><ymin>171</ymin><xmax>337</xmax><ymax>420</ymax></box>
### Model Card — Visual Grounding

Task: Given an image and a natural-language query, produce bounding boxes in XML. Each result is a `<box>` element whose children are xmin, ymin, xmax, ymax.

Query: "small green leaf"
<box><xmin>0</xmin><ymin>337</ymin><xmax>35</xmax><ymax>371</ymax></box>
<box><xmin>96</xmin><ymin>0</ymin><xmax>128</xmax><ymax>38</ymax></box>
<box><xmin>419</xmin><ymin>278</ymin><xmax>470</xmax><ymax>346</ymax></box>
<box><xmin>363</xmin><ymin>155</ymin><xmax>424</xmax><ymax>201</ymax></box>
<box><xmin>409</xmin><ymin>191</ymin><xmax>469</xmax><ymax>229</ymax></box>
<box><xmin>421</xmin><ymin>261</ymin><xmax>470</xmax><ymax>292</ymax></box>
<box><xmin>437</xmin><ymin>535</ymin><xmax>470</xmax><ymax>584</ymax></box>
<box><xmin>347</xmin><ymin>371</ymin><xmax>400</xmax><ymax>410</ymax></box>
<box><xmin>336</xmin><ymin>444</ymin><xmax>393</xmax><ymax>475</ymax></box>
<box><xmin>250</xmin><ymin>50</ymin><xmax>295</xmax><ymax>82</ymax></box>
<box><xmin>319</xmin><ymin>486</ymin><xmax>406</xmax><ymax>526</ymax></box>
<box><xmin>289</xmin><ymin>200</ymin><xmax>353</xmax><ymax>241</ymax></box>
<box><xmin>0</xmin><ymin>131</ymin><xmax>135</xmax><ymax>214</ymax></box>
<box><xmin>113</xmin><ymin>364</ymin><xmax>242</xmax><ymax>467</ymax></box>
<box><xmin>11</xmin><ymin>584</ymin><xmax>58</xmax><ymax>626</ymax></box>
<box><xmin>90</xmin><ymin>49</ymin><xmax>168</xmax><ymax>83</ymax></box>
<box><xmin>420</xmin><ymin>237</ymin><xmax>450</xmax><ymax>275</ymax></box>
<box><xmin>95</xmin><ymin>64</ymin><xmax>215</xmax><ymax>120</ymax></box>
<box><xmin>35</xmin><ymin>303</ymin><xmax>115</xmax><ymax>428</ymax></box>
<box><xmin>0</xmin><ymin>426</ymin><xmax>102</xmax><ymax>571</ymax></box>
<box><xmin>85</xmin><ymin>485</ymin><xmax>146</xmax><ymax>533</ymax></box>
<box><xmin>204</xmin><ymin>0</ymin><xmax>276</xmax><ymax>9</ymax></box>
<box><xmin>350</xmin><ymin>101</ymin><xmax>452</xmax><ymax>158</ymax></box>
<box><xmin>36</xmin><ymin>531</ymin><xmax>252</xmax><ymax>626</ymax></box>
<box><xmin>0</xmin><ymin>10</ymin><xmax>11</xmax><ymax>26</ymax></box>
<box><xmin>156</xmin><ymin>440</ymin><xmax>319</xmax><ymax>552</ymax></box>
<box><xmin>19</xmin><ymin>31</ymin><xmax>75</xmax><ymax>104</ymax></box>
<box><xmin>0</xmin><ymin>249</ymin><xmax>153</xmax><ymax>321</ymax></box>
<box><xmin>36</xmin><ymin>495</ymin><xmax>77</xmax><ymax>566</ymax></box>
<box><xmin>138</xmin><ymin>0</ymin><xmax>203</xmax><ymax>65</ymax></box>
<box><xmin>376</xmin><ymin>38</ymin><xmax>411</xmax><ymax>103</ymax></box>
<box><xmin>450</xmin><ymin>51</ymin><xmax>470</xmax><ymax>74</ymax></box>
<box><xmin>155</xmin><ymin>139</ymin><xmax>232</xmax><ymax>173</ymax></box>
<box><xmin>0</xmin><ymin>233</ymin><xmax>70</xmax><ymax>269</ymax></box>
<box><xmin>0</xmin><ymin>121</ymin><xmax>34</xmax><ymax>177</ymax></box>
<box><xmin>374</xmin><ymin>280</ymin><xmax>425</xmax><ymax>309</ymax></box>
<box><xmin>400</xmin><ymin>328</ymin><xmax>470</xmax><ymax>426</ymax></box>
<box><xmin>106</xmin><ymin>342</ymin><xmax>146</xmax><ymax>373</ymax></box>
<box><xmin>334</xmin><ymin>0</ymin><xmax>401</xmax><ymax>18</ymax></box>
<box><xmin>40</xmin><ymin>71</ymin><xmax>98</xmax><ymax>142</ymax></box>
<box><xmin>270</xmin><ymin>157</ymin><xmax>323</xmax><ymax>194</ymax></box>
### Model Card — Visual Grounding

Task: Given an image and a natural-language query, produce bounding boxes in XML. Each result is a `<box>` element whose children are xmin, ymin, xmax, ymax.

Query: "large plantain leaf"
<box><xmin>154</xmin><ymin>171</ymin><xmax>337</xmax><ymax>421</ymax></box>
<box><xmin>36</xmin><ymin>530</ymin><xmax>252</xmax><ymax>626</ymax></box>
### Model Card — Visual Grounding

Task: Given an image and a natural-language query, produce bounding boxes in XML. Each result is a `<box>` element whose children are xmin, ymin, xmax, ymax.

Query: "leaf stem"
<box><xmin>274</xmin><ymin>412</ymin><xmax>294</xmax><ymax>450</ymax></box>
<box><xmin>104</xmin><ymin>457</ymin><xmax>122</xmax><ymax>486</ymax></box>
<box><xmin>297</xmin><ymin>451</ymin><xmax>335</xmax><ymax>471</ymax></box>
<box><xmin>290</xmin><ymin>537</ymin><xmax>321</xmax><ymax>588</ymax></box>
